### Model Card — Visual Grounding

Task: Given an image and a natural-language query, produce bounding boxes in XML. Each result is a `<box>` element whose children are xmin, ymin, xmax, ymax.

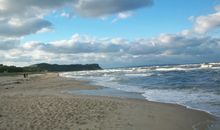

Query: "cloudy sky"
<box><xmin>1</xmin><ymin>0</ymin><xmax>220</xmax><ymax>68</ymax></box>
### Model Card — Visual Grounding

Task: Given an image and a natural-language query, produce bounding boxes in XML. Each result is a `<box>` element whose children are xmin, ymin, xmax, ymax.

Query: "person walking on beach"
<box><xmin>23</xmin><ymin>73</ymin><xmax>29</xmax><ymax>78</ymax></box>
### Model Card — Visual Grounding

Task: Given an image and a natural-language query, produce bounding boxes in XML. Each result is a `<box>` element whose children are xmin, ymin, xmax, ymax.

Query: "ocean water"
<box><xmin>61</xmin><ymin>62</ymin><xmax>220</xmax><ymax>117</ymax></box>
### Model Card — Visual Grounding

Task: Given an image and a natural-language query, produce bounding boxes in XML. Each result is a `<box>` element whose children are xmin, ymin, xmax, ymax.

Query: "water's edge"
<box><xmin>61</xmin><ymin>76</ymin><xmax>219</xmax><ymax>130</ymax></box>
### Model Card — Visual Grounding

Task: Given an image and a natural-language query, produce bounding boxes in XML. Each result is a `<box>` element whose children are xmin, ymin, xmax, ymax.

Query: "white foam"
<box><xmin>125</xmin><ymin>73</ymin><xmax>153</xmax><ymax>77</ymax></box>
<box><xmin>142</xmin><ymin>89</ymin><xmax>220</xmax><ymax>117</ymax></box>
<box><xmin>153</xmin><ymin>63</ymin><xmax>220</xmax><ymax>72</ymax></box>
<box><xmin>200</xmin><ymin>64</ymin><xmax>213</xmax><ymax>68</ymax></box>
<box><xmin>60</xmin><ymin>62</ymin><xmax>220</xmax><ymax>117</ymax></box>
<box><xmin>155</xmin><ymin>67</ymin><xmax>187</xmax><ymax>71</ymax></box>
<box><xmin>208</xmin><ymin>62</ymin><xmax>220</xmax><ymax>65</ymax></box>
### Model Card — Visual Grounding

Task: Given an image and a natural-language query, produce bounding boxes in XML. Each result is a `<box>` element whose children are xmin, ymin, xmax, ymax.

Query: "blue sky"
<box><xmin>1</xmin><ymin>0</ymin><xmax>220</xmax><ymax>67</ymax></box>
<box><xmin>23</xmin><ymin>0</ymin><xmax>218</xmax><ymax>42</ymax></box>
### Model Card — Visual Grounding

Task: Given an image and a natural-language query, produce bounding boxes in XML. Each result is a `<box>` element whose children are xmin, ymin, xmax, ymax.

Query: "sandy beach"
<box><xmin>0</xmin><ymin>73</ymin><xmax>216</xmax><ymax>130</ymax></box>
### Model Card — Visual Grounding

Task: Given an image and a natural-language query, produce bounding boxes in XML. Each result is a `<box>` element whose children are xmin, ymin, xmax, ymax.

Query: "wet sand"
<box><xmin>0</xmin><ymin>73</ymin><xmax>216</xmax><ymax>130</ymax></box>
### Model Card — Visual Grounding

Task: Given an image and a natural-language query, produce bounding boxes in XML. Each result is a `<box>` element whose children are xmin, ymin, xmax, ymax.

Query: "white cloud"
<box><xmin>0</xmin><ymin>0</ymin><xmax>152</xmax><ymax>39</ymax></box>
<box><xmin>73</xmin><ymin>0</ymin><xmax>153</xmax><ymax>17</ymax></box>
<box><xmin>179</xmin><ymin>5</ymin><xmax>220</xmax><ymax>36</ymax></box>
<box><xmin>0</xmin><ymin>39</ymin><xmax>19</xmax><ymax>50</ymax></box>
<box><xmin>0</xmin><ymin>0</ymin><xmax>153</xmax><ymax>18</ymax></box>
<box><xmin>118</xmin><ymin>12</ymin><xmax>133</xmax><ymax>19</ymax></box>
<box><xmin>1</xmin><ymin>1</ymin><xmax>220</xmax><ymax>67</ymax></box>
<box><xmin>1</xmin><ymin>33</ymin><xmax>220</xmax><ymax>67</ymax></box>
<box><xmin>60</xmin><ymin>12</ymin><xmax>70</xmax><ymax>18</ymax></box>
<box><xmin>194</xmin><ymin>13</ymin><xmax>220</xmax><ymax>34</ymax></box>
<box><xmin>0</xmin><ymin>18</ymin><xmax>52</xmax><ymax>37</ymax></box>
<box><xmin>60</xmin><ymin>12</ymin><xmax>75</xmax><ymax>19</ymax></box>
<box><xmin>192</xmin><ymin>5</ymin><xmax>220</xmax><ymax>34</ymax></box>
<box><xmin>0</xmin><ymin>0</ymin><xmax>67</xmax><ymax>38</ymax></box>
<box><xmin>112</xmin><ymin>11</ymin><xmax>133</xmax><ymax>23</ymax></box>
<box><xmin>36</xmin><ymin>27</ymin><xmax>52</xmax><ymax>34</ymax></box>
<box><xmin>8</xmin><ymin>18</ymin><xmax>23</xmax><ymax>27</ymax></box>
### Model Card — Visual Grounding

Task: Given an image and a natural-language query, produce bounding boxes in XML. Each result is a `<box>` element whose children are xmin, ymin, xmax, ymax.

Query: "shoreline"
<box><xmin>55</xmin><ymin>74</ymin><xmax>220</xmax><ymax>130</ymax></box>
<box><xmin>61</xmin><ymin>74</ymin><xmax>219</xmax><ymax>119</ymax></box>
<box><xmin>0</xmin><ymin>73</ymin><xmax>217</xmax><ymax>130</ymax></box>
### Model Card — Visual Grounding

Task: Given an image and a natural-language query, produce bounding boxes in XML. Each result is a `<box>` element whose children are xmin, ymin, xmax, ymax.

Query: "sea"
<box><xmin>61</xmin><ymin>62</ymin><xmax>220</xmax><ymax>118</ymax></box>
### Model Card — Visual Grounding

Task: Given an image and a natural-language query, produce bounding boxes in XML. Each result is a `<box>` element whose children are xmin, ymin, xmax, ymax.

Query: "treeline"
<box><xmin>0</xmin><ymin>63</ymin><xmax>102</xmax><ymax>73</ymax></box>
<box><xmin>0</xmin><ymin>64</ymin><xmax>23</xmax><ymax>73</ymax></box>
<box><xmin>0</xmin><ymin>64</ymin><xmax>43</xmax><ymax>73</ymax></box>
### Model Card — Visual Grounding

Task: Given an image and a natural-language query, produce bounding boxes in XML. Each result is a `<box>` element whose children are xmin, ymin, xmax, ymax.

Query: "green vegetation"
<box><xmin>0</xmin><ymin>63</ymin><xmax>102</xmax><ymax>73</ymax></box>
<box><xmin>0</xmin><ymin>64</ymin><xmax>25</xmax><ymax>73</ymax></box>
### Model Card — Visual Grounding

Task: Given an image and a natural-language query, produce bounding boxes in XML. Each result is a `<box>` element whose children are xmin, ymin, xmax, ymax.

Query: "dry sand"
<box><xmin>0</xmin><ymin>73</ymin><xmax>216</xmax><ymax>130</ymax></box>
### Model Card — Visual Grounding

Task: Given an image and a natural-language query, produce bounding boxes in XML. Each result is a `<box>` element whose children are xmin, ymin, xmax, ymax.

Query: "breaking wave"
<box><xmin>61</xmin><ymin>62</ymin><xmax>220</xmax><ymax>117</ymax></box>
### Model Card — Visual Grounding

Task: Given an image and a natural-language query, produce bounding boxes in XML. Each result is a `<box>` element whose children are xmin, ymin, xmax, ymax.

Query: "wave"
<box><xmin>63</xmin><ymin>62</ymin><xmax>220</xmax><ymax>75</ymax></box>
<box><xmin>125</xmin><ymin>73</ymin><xmax>153</xmax><ymax>77</ymax></box>
<box><xmin>152</xmin><ymin>63</ymin><xmax>220</xmax><ymax>72</ymax></box>
<box><xmin>200</xmin><ymin>64</ymin><xmax>213</xmax><ymax>68</ymax></box>
<box><xmin>209</xmin><ymin>62</ymin><xmax>220</xmax><ymax>65</ymax></box>
<box><xmin>155</xmin><ymin>67</ymin><xmax>189</xmax><ymax>72</ymax></box>
<box><xmin>60</xmin><ymin>62</ymin><xmax>220</xmax><ymax>117</ymax></box>
<box><xmin>142</xmin><ymin>89</ymin><xmax>220</xmax><ymax>117</ymax></box>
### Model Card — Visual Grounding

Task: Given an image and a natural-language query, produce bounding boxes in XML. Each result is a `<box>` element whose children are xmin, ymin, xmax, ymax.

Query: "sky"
<box><xmin>1</xmin><ymin>0</ymin><xmax>220</xmax><ymax>68</ymax></box>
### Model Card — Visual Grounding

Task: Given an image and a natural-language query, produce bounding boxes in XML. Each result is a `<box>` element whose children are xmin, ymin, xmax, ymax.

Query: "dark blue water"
<box><xmin>62</xmin><ymin>62</ymin><xmax>220</xmax><ymax>117</ymax></box>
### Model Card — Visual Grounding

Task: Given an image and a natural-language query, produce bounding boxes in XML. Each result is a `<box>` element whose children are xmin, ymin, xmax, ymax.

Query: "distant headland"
<box><xmin>0</xmin><ymin>63</ymin><xmax>102</xmax><ymax>73</ymax></box>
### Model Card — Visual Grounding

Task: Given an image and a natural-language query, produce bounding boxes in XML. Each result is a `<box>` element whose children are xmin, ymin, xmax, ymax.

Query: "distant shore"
<box><xmin>0</xmin><ymin>73</ymin><xmax>216</xmax><ymax>130</ymax></box>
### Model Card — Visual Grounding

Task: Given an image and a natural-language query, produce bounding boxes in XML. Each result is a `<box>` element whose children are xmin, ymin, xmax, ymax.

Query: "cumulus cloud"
<box><xmin>0</xmin><ymin>39</ymin><xmax>19</xmax><ymax>50</ymax></box>
<box><xmin>73</xmin><ymin>0</ymin><xmax>153</xmax><ymax>17</ymax></box>
<box><xmin>1</xmin><ymin>1</ymin><xmax>220</xmax><ymax>67</ymax></box>
<box><xmin>21</xmin><ymin>34</ymin><xmax>129</xmax><ymax>54</ymax></box>
<box><xmin>192</xmin><ymin>5</ymin><xmax>220</xmax><ymax>34</ymax></box>
<box><xmin>0</xmin><ymin>0</ymin><xmax>153</xmax><ymax>39</ymax></box>
<box><xmin>0</xmin><ymin>0</ymin><xmax>67</xmax><ymax>38</ymax></box>
<box><xmin>0</xmin><ymin>18</ymin><xmax>52</xmax><ymax>37</ymax></box>
<box><xmin>0</xmin><ymin>0</ymin><xmax>153</xmax><ymax>18</ymax></box>
<box><xmin>0</xmin><ymin>0</ymin><xmax>69</xmax><ymax>17</ymax></box>
<box><xmin>1</xmin><ymin>33</ymin><xmax>220</xmax><ymax>67</ymax></box>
